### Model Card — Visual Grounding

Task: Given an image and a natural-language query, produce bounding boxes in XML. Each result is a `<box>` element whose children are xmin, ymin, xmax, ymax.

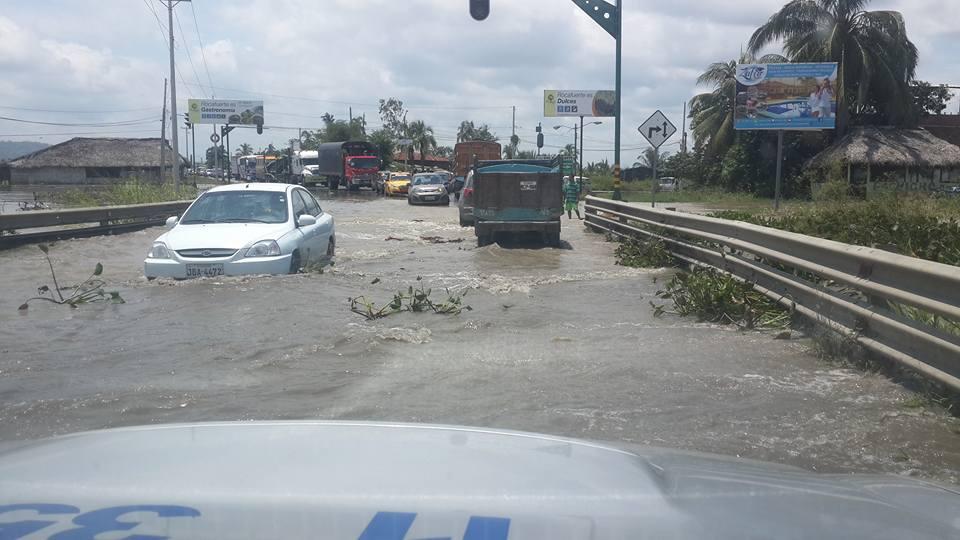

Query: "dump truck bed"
<box><xmin>472</xmin><ymin>160</ymin><xmax>563</xmax><ymax>246</ymax></box>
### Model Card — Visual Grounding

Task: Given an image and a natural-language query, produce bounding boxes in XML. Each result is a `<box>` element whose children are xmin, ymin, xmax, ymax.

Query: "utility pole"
<box><xmin>163</xmin><ymin>0</ymin><xmax>190</xmax><ymax>191</ymax></box>
<box><xmin>681</xmin><ymin>101</ymin><xmax>688</xmax><ymax>154</ymax></box>
<box><xmin>512</xmin><ymin>106</ymin><xmax>516</xmax><ymax>139</ymax></box>
<box><xmin>191</xmin><ymin>122</ymin><xmax>196</xmax><ymax>170</ymax></box>
<box><xmin>160</xmin><ymin>78</ymin><xmax>167</xmax><ymax>182</ymax></box>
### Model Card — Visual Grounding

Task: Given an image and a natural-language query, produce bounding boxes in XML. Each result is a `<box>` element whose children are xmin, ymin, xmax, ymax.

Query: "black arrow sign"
<box><xmin>648</xmin><ymin>126</ymin><xmax>662</xmax><ymax>139</ymax></box>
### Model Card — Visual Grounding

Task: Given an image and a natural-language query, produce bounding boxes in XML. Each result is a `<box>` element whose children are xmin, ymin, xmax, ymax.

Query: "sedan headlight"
<box><xmin>244</xmin><ymin>240</ymin><xmax>281</xmax><ymax>258</ymax></box>
<box><xmin>148</xmin><ymin>242</ymin><xmax>172</xmax><ymax>259</ymax></box>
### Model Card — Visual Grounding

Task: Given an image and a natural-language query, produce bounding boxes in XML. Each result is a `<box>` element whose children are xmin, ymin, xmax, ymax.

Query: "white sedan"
<box><xmin>144</xmin><ymin>183</ymin><xmax>335</xmax><ymax>279</ymax></box>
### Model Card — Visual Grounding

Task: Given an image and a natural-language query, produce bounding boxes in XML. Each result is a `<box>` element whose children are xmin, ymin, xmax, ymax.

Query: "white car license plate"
<box><xmin>424</xmin><ymin>196</ymin><xmax>436</xmax><ymax>201</ymax></box>
<box><xmin>185</xmin><ymin>264</ymin><xmax>224</xmax><ymax>278</ymax></box>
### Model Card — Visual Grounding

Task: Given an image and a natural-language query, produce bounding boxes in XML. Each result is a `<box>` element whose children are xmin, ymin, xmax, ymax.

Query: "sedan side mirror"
<box><xmin>297</xmin><ymin>214</ymin><xmax>317</xmax><ymax>227</ymax></box>
<box><xmin>165</xmin><ymin>216</ymin><xmax>179</xmax><ymax>228</ymax></box>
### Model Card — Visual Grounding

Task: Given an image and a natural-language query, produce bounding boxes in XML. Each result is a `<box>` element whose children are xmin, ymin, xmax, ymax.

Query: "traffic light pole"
<box><xmin>614</xmin><ymin>0</ymin><xmax>621</xmax><ymax>178</ymax></box>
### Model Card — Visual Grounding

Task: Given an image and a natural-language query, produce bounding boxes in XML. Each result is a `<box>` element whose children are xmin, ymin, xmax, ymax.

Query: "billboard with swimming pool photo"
<box><xmin>734</xmin><ymin>63</ymin><xmax>838</xmax><ymax>130</ymax></box>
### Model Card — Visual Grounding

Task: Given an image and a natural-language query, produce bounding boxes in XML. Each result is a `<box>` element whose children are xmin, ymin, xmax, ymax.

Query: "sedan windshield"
<box><xmin>413</xmin><ymin>175</ymin><xmax>443</xmax><ymax>185</ymax></box>
<box><xmin>181</xmin><ymin>191</ymin><xmax>289</xmax><ymax>224</ymax></box>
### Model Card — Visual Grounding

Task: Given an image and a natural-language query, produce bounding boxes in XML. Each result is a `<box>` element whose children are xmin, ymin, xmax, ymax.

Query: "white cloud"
<box><xmin>0</xmin><ymin>1</ymin><xmax>956</xmax><ymax>156</ymax></box>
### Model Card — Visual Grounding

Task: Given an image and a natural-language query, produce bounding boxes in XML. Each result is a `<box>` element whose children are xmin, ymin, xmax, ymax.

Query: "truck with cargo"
<box><xmin>451</xmin><ymin>141</ymin><xmax>500</xmax><ymax>198</ymax></box>
<box><xmin>470</xmin><ymin>158</ymin><xmax>564</xmax><ymax>247</ymax></box>
<box><xmin>315</xmin><ymin>141</ymin><xmax>381</xmax><ymax>191</ymax></box>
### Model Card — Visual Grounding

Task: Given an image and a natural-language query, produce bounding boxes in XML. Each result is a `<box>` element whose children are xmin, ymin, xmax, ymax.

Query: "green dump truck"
<box><xmin>471</xmin><ymin>158</ymin><xmax>564</xmax><ymax>247</ymax></box>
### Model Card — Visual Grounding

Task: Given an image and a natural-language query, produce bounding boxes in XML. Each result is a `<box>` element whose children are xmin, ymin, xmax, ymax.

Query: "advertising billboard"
<box><xmin>734</xmin><ymin>63</ymin><xmax>838</xmax><ymax>130</ymax></box>
<box><xmin>544</xmin><ymin>90</ymin><xmax>616</xmax><ymax>117</ymax></box>
<box><xmin>188</xmin><ymin>99</ymin><xmax>264</xmax><ymax>125</ymax></box>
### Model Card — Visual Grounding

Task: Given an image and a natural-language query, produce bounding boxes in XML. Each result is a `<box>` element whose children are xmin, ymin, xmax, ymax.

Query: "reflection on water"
<box><xmin>0</xmin><ymin>195</ymin><xmax>958</xmax><ymax>485</ymax></box>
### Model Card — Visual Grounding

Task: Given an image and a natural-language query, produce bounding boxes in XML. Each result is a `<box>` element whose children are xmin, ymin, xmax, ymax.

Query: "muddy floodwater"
<box><xmin>1</xmin><ymin>191</ymin><xmax>958</xmax><ymax>484</ymax></box>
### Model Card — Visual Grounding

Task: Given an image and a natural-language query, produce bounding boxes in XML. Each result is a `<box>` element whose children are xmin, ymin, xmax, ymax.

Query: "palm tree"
<box><xmin>748</xmin><ymin>0</ymin><xmax>918</xmax><ymax>130</ymax></box>
<box><xmin>636</xmin><ymin>148</ymin><xmax>670</xmax><ymax>170</ymax></box>
<box><xmin>407</xmin><ymin>120</ymin><xmax>436</xmax><ymax>161</ymax></box>
<box><xmin>689</xmin><ymin>52</ymin><xmax>787</xmax><ymax>157</ymax></box>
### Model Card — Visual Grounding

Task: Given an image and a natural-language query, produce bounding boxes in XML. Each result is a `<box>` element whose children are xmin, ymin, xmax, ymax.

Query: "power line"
<box><xmin>0</xmin><ymin>105</ymin><xmax>157</xmax><ymax>114</ymax></box>
<box><xmin>140</xmin><ymin>0</ymin><xmax>193</xmax><ymax>98</ymax></box>
<box><xmin>179</xmin><ymin>82</ymin><xmax>516</xmax><ymax>111</ymax></box>
<box><xmin>190</xmin><ymin>0</ymin><xmax>215</xmax><ymax>98</ymax></box>
<box><xmin>174</xmin><ymin>9</ymin><xmax>206</xmax><ymax>98</ymax></box>
<box><xmin>0</xmin><ymin>129</ymin><xmax>161</xmax><ymax>137</ymax></box>
<box><xmin>0</xmin><ymin>115</ymin><xmax>159</xmax><ymax>127</ymax></box>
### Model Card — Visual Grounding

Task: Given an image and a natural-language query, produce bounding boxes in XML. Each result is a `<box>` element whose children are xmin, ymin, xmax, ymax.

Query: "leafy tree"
<box><xmin>586</xmin><ymin>160</ymin><xmax>611</xmax><ymax>175</ymax></box>
<box><xmin>407</xmin><ymin>120</ymin><xmax>437</xmax><ymax>160</ymax></box>
<box><xmin>748</xmin><ymin>0</ymin><xmax>918</xmax><ymax>131</ymax></box>
<box><xmin>379</xmin><ymin>98</ymin><xmax>408</xmax><ymax>139</ymax></box>
<box><xmin>369</xmin><ymin>129</ymin><xmax>396</xmax><ymax>169</ymax></box>
<box><xmin>910</xmin><ymin>81</ymin><xmax>954</xmax><ymax>118</ymax></box>
<box><xmin>434</xmin><ymin>145</ymin><xmax>454</xmax><ymax>159</ymax></box>
<box><xmin>502</xmin><ymin>134</ymin><xmax>521</xmax><ymax>159</ymax></box>
<box><xmin>456</xmin><ymin>121</ymin><xmax>498</xmax><ymax>142</ymax></box>
<box><xmin>318</xmin><ymin>114</ymin><xmax>365</xmax><ymax>143</ymax></box>
<box><xmin>515</xmin><ymin>149</ymin><xmax>537</xmax><ymax>159</ymax></box>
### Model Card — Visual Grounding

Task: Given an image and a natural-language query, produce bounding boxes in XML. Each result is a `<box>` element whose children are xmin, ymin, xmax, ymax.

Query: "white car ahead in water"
<box><xmin>144</xmin><ymin>183</ymin><xmax>334</xmax><ymax>279</ymax></box>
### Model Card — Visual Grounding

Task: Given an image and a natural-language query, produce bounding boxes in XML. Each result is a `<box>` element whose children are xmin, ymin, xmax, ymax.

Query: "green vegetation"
<box><xmin>668</xmin><ymin>0</ymin><xmax>953</xmax><ymax>197</ymax></box>
<box><xmin>615</xmin><ymin>239</ymin><xmax>674</xmax><ymax>268</ymax></box>
<box><xmin>18</xmin><ymin>244</ymin><xmax>123</xmax><ymax>310</ymax></box>
<box><xmin>55</xmin><ymin>181</ymin><xmax>197</xmax><ymax>208</ymax></box>
<box><xmin>710</xmin><ymin>195</ymin><xmax>960</xmax><ymax>266</ymax></box>
<box><xmin>653</xmin><ymin>267</ymin><xmax>791</xmax><ymax>329</ymax></box>
<box><xmin>349</xmin><ymin>278</ymin><xmax>471</xmax><ymax>320</ymax></box>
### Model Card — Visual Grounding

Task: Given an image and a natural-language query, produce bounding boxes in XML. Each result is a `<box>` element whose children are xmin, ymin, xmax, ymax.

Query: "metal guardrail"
<box><xmin>0</xmin><ymin>201</ymin><xmax>192</xmax><ymax>249</ymax></box>
<box><xmin>584</xmin><ymin>196</ymin><xmax>960</xmax><ymax>392</ymax></box>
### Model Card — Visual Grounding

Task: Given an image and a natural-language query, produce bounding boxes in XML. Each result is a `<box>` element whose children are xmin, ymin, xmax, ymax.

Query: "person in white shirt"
<box><xmin>808</xmin><ymin>86</ymin><xmax>821</xmax><ymax>118</ymax></box>
<box><xmin>818</xmin><ymin>79</ymin><xmax>834</xmax><ymax>119</ymax></box>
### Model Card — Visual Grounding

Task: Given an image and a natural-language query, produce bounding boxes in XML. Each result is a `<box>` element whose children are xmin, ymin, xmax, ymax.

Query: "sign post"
<box><xmin>638</xmin><ymin>110</ymin><xmax>677</xmax><ymax>208</ymax></box>
<box><xmin>733</xmin><ymin>62</ymin><xmax>838</xmax><ymax>210</ymax></box>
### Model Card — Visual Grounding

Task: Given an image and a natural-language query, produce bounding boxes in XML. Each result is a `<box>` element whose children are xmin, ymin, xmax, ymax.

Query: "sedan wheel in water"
<box><xmin>289</xmin><ymin>251</ymin><xmax>302</xmax><ymax>274</ymax></box>
<box><xmin>326</xmin><ymin>236</ymin><xmax>336</xmax><ymax>258</ymax></box>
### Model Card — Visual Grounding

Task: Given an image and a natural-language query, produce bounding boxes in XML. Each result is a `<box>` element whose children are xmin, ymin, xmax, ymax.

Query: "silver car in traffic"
<box><xmin>144</xmin><ymin>183</ymin><xmax>335</xmax><ymax>279</ymax></box>
<box><xmin>407</xmin><ymin>173</ymin><xmax>450</xmax><ymax>205</ymax></box>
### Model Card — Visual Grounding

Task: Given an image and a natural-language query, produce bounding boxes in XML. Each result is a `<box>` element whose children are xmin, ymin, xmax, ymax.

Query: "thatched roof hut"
<box><xmin>806</xmin><ymin>127</ymin><xmax>960</xmax><ymax>169</ymax></box>
<box><xmin>9</xmin><ymin>137</ymin><xmax>183</xmax><ymax>169</ymax></box>
<box><xmin>806</xmin><ymin>127</ymin><xmax>960</xmax><ymax>194</ymax></box>
<box><xmin>7</xmin><ymin>137</ymin><xmax>185</xmax><ymax>185</ymax></box>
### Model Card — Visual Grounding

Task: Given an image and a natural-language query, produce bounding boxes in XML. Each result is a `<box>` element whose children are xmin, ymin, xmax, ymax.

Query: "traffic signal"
<box><xmin>183</xmin><ymin>113</ymin><xmax>191</xmax><ymax>130</ymax></box>
<box><xmin>256</xmin><ymin>122</ymin><xmax>263</xmax><ymax>135</ymax></box>
<box><xmin>469</xmin><ymin>0</ymin><xmax>489</xmax><ymax>20</ymax></box>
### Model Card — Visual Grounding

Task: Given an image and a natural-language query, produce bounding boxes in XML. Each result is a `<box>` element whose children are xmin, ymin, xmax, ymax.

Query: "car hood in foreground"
<box><xmin>159</xmin><ymin>222</ymin><xmax>293</xmax><ymax>251</ymax></box>
<box><xmin>0</xmin><ymin>421</ymin><xmax>957</xmax><ymax>539</ymax></box>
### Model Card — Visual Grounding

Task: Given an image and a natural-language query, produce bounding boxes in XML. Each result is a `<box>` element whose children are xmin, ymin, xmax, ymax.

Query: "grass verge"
<box><xmin>55</xmin><ymin>181</ymin><xmax>198</xmax><ymax>207</ymax></box>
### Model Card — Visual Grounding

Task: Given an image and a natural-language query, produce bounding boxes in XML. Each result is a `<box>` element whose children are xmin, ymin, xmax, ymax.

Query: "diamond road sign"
<box><xmin>638</xmin><ymin>110</ymin><xmax>677</xmax><ymax>149</ymax></box>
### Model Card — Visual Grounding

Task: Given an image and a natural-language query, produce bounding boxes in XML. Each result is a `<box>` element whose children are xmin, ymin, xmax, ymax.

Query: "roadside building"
<box><xmin>7</xmin><ymin>137</ymin><xmax>184</xmax><ymax>185</ymax></box>
<box><xmin>920</xmin><ymin>114</ymin><xmax>960</xmax><ymax>147</ymax></box>
<box><xmin>805</xmin><ymin>126</ymin><xmax>960</xmax><ymax>195</ymax></box>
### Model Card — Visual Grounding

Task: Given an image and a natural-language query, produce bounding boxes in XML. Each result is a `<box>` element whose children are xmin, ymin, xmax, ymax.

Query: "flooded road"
<box><xmin>1</xmin><ymin>191</ymin><xmax>958</xmax><ymax>484</ymax></box>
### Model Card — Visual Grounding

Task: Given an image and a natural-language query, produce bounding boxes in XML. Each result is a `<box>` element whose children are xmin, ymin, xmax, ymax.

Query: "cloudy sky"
<box><xmin>1</xmin><ymin>0</ymin><xmax>957</xmax><ymax>164</ymax></box>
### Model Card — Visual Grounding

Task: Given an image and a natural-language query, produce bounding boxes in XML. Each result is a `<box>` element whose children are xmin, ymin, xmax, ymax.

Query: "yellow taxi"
<box><xmin>384</xmin><ymin>173</ymin><xmax>412</xmax><ymax>196</ymax></box>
